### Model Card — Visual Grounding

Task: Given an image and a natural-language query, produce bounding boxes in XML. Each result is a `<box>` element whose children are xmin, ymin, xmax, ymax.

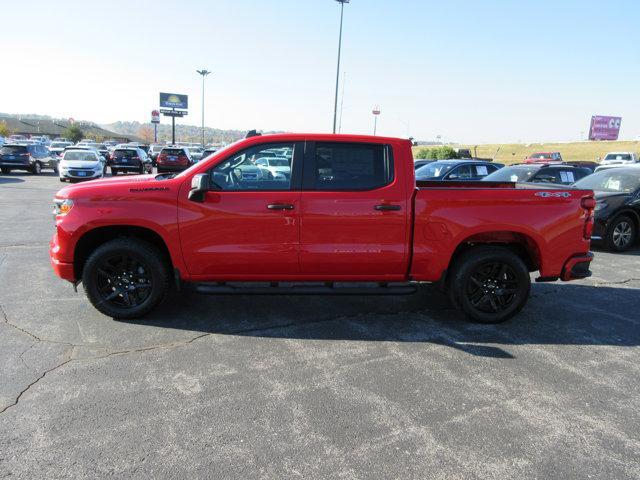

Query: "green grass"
<box><xmin>413</xmin><ymin>140</ymin><xmax>640</xmax><ymax>165</ymax></box>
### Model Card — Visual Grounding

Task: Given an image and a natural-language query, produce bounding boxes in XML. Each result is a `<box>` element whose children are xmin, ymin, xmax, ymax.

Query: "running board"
<box><xmin>192</xmin><ymin>282</ymin><xmax>417</xmax><ymax>296</ymax></box>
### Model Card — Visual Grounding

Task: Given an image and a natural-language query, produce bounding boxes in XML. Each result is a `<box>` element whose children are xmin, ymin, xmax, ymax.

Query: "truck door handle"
<box><xmin>375</xmin><ymin>204</ymin><xmax>401</xmax><ymax>211</ymax></box>
<box><xmin>267</xmin><ymin>204</ymin><xmax>295</xmax><ymax>210</ymax></box>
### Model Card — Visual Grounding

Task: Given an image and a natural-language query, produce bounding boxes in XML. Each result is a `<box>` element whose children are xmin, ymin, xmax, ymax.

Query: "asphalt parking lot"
<box><xmin>1</xmin><ymin>171</ymin><xmax>639</xmax><ymax>479</ymax></box>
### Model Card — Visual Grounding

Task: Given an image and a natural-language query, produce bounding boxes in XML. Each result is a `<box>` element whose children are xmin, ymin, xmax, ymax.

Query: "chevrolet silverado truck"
<box><xmin>50</xmin><ymin>134</ymin><xmax>596</xmax><ymax>323</ymax></box>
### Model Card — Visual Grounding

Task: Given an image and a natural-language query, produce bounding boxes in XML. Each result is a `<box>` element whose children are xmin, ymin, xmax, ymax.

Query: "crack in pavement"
<box><xmin>0</xmin><ymin>298</ymin><xmax>458</xmax><ymax>415</ymax></box>
<box><xmin>0</xmin><ymin>243</ymin><xmax>49</xmax><ymax>250</ymax></box>
<box><xmin>595</xmin><ymin>278</ymin><xmax>640</xmax><ymax>286</ymax></box>
<box><xmin>0</xmin><ymin>347</ymin><xmax>74</xmax><ymax>415</ymax></box>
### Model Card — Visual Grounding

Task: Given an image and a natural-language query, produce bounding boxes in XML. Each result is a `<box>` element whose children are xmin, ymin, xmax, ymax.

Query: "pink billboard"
<box><xmin>589</xmin><ymin>115</ymin><xmax>622</xmax><ymax>141</ymax></box>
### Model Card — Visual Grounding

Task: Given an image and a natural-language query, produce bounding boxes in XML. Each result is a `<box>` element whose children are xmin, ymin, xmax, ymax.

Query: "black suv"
<box><xmin>482</xmin><ymin>163</ymin><xmax>592</xmax><ymax>185</ymax></box>
<box><xmin>0</xmin><ymin>143</ymin><xmax>57</xmax><ymax>174</ymax></box>
<box><xmin>110</xmin><ymin>147</ymin><xmax>153</xmax><ymax>175</ymax></box>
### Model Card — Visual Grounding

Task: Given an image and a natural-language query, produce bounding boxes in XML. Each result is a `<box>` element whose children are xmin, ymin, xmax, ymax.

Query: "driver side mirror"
<box><xmin>188</xmin><ymin>173</ymin><xmax>211</xmax><ymax>202</ymax></box>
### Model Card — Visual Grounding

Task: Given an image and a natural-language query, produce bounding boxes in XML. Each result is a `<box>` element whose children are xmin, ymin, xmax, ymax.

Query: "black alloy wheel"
<box><xmin>449</xmin><ymin>246</ymin><xmax>531</xmax><ymax>323</ymax></box>
<box><xmin>83</xmin><ymin>238</ymin><xmax>169</xmax><ymax>319</ymax></box>
<box><xmin>94</xmin><ymin>254</ymin><xmax>153</xmax><ymax>309</ymax></box>
<box><xmin>466</xmin><ymin>262</ymin><xmax>519</xmax><ymax>314</ymax></box>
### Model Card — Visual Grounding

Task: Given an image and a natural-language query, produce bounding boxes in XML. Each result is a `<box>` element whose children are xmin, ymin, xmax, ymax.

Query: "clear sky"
<box><xmin>2</xmin><ymin>0</ymin><xmax>639</xmax><ymax>143</ymax></box>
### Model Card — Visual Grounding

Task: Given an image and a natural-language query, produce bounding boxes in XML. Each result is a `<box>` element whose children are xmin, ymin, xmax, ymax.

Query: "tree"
<box><xmin>415</xmin><ymin>148</ymin><xmax>431</xmax><ymax>159</ymax></box>
<box><xmin>0</xmin><ymin>121</ymin><xmax>10</xmax><ymax>138</ymax></box>
<box><xmin>137</xmin><ymin>125</ymin><xmax>155</xmax><ymax>144</ymax></box>
<box><xmin>64</xmin><ymin>125</ymin><xmax>84</xmax><ymax>143</ymax></box>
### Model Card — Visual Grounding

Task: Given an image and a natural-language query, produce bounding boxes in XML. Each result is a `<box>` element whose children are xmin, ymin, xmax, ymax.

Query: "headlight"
<box><xmin>53</xmin><ymin>198</ymin><xmax>74</xmax><ymax>216</ymax></box>
<box><xmin>594</xmin><ymin>202</ymin><xmax>607</xmax><ymax>211</ymax></box>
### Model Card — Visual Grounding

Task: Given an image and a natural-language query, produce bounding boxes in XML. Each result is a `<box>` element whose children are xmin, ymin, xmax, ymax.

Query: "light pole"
<box><xmin>196</xmin><ymin>69</ymin><xmax>211</xmax><ymax>147</ymax></box>
<box><xmin>372</xmin><ymin>106</ymin><xmax>380</xmax><ymax>136</ymax></box>
<box><xmin>332</xmin><ymin>0</ymin><xmax>349</xmax><ymax>134</ymax></box>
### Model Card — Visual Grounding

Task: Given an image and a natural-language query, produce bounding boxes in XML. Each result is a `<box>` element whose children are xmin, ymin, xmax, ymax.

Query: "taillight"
<box><xmin>179</xmin><ymin>155</ymin><xmax>188</xmax><ymax>165</ymax></box>
<box><xmin>581</xmin><ymin>197</ymin><xmax>596</xmax><ymax>210</ymax></box>
<box><xmin>132</xmin><ymin>156</ymin><xmax>140</xmax><ymax>160</ymax></box>
<box><xmin>581</xmin><ymin>195</ymin><xmax>595</xmax><ymax>240</ymax></box>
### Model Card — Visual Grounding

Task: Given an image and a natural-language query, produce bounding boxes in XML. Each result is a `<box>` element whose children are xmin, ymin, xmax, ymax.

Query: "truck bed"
<box><xmin>410</xmin><ymin>182</ymin><xmax>593</xmax><ymax>282</ymax></box>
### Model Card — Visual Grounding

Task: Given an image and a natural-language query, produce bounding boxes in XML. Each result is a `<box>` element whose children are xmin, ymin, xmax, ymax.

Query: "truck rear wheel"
<box><xmin>448</xmin><ymin>246</ymin><xmax>530</xmax><ymax>324</ymax></box>
<box><xmin>82</xmin><ymin>238</ymin><xmax>169</xmax><ymax>319</ymax></box>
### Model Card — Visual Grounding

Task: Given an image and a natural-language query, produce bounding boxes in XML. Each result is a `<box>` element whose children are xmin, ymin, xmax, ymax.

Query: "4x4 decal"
<box><xmin>535</xmin><ymin>191</ymin><xmax>572</xmax><ymax>198</ymax></box>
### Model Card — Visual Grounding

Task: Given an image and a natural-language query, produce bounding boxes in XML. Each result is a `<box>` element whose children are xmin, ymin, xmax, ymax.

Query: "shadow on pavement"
<box><xmin>124</xmin><ymin>282</ymin><xmax>640</xmax><ymax>359</ymax></box>
<box><xmin>0</xmin><ymin>176</ymin><xmax>25</xmax><ymax>184</ymax></box>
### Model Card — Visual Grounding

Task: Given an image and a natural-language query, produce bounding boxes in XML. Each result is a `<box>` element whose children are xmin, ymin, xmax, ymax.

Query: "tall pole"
<box><xmin>171</xmin><ymin>113</ymin><xmax>176</xmax><ymax>145</ymax></box>
<box><xmin>196</xmin><ymin>69</ymin><xmax>211</xmax><ymax>147</ymax></box>
<box><xmin>338</xmin><ymin>71</ymin><xmax>346</xmax><ymax>133</ymax></box>
<box><xmin>372</xmin><ymin>106</ymin><xmax>380</xmax><ymax>136</ymax></box>
<box><xmin>332</xmin><ymin>1</ymin><xmax>349</xmax><ymax>134</ymax></box>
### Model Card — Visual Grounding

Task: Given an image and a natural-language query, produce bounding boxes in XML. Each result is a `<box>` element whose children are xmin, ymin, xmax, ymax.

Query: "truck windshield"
<box><xmin>574</xmin><ymin>170</ymin><xmax>640</xmax><ymax>193</ymax></box>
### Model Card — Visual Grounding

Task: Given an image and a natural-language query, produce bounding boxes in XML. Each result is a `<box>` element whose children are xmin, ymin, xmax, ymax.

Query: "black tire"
<box><xmin>605</xmin><ymin>215</ymin><xmax>636</xmax><ymax>252</ymax></box>
<box><xmin>1</xmin><ymin>167</ymin><xmax>10</xmax><ymax>174</ymax></box>
<box><xmin>448</xmin><ymin>246</ymin><xmax>531</xmax><ymax>324</ymax></box>
<box><xmin>82</xmin><ymin>238</ymin><xmax>169</xmax><ymax>319</ymax></box>
<box><xmin>111</xmin><ymin>168</ymin><xmax>118</xmax><ymax>175</ymax></box>
<box><xmin>59</xmin><ymin>177</ymin><xmax>65</xmax><ymax>182</ymax></box>
<box><xmin>30</xmin><ymin>162</ymin><xmax>42</xmax><ymax>175</ymax></box>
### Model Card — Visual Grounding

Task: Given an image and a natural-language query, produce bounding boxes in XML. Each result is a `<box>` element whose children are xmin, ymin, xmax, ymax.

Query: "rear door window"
<box><xmin>449</xmin><ymin>164</ymin><xmax>474</xmax><ymax>179</ymax></box>
<box><xmin>308</xmin><ymin>142</ymin><xmax>393</xmax><ymax>190</ymax></box>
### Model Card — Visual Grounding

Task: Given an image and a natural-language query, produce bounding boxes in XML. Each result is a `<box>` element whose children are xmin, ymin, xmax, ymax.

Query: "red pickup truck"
<box><xmin>50</xmin><ymin>133</ymin><xmax>595</xmax><ymax>324</ymax></box>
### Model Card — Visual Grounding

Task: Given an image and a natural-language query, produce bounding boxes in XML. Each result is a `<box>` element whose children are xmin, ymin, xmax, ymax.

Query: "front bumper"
<box><xmin>111</xmin><ymin>164</ymin><xmax>142</xmax><ymax>171</ymax></box>
<box><xmin>50</xmin><ymin>234</ymin><xmax>75</xmax><ymax>282</ymax></box>
<box><xmin>561</xmin><ymin>252</ymin><xmax>594</xmax><ymax>281</ymax></box>
<box><xmin>59</xmin><ymin>169</ymin><xmax>102</xmax><ymax>180</ymax></box>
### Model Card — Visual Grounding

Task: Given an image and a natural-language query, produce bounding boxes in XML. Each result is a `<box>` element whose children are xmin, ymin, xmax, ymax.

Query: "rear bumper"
<box><xmin>0</xmin><ymin>161</ymin><xmax>31</xmax><ymax>169</ymax></box>
<box><xmin>561</xmin><ymin>252</ymin><xmax>594</xmax><ymax>281</ymax></box>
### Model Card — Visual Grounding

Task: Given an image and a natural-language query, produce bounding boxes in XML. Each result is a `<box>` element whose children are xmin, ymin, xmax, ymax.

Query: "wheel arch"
<box><xmin>73</xmin><ymin>225</ymin><xmax>173</xmax><ymax>280</ymax></box>
<box><xmin>440</xmin><ymin>230</ymin><xmax>541</xmax><ymax>287</ymax></box>
<box><xmin>610</xmin><ymin>209</ymin><xmax>640</xmax><ymax>232</ymax></box>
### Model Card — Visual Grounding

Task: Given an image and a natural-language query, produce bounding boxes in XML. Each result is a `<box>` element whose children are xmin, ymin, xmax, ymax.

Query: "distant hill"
<box><xmin>104</xmin><ymin>121</ymin><xmax>252</xmax><ymax>145</ymax></box>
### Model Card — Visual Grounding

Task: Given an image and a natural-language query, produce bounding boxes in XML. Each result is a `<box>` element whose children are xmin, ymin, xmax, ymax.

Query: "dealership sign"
<box><xmin>151</xmin><ymin>110</ymin><xmax>160</xmax><ymax>124</ymax></box>
<box><xmin>589</xmin><ymin>115</ymin><xmax>622</xmax><ymax>141</ymax></box>
<box><xmin>159</xmin><ymin>92</ymin><xmax>188</xmax><ymax>110</ymax></box>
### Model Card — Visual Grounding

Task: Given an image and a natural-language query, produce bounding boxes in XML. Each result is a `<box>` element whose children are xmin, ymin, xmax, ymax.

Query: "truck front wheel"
<box><xmin>82</xmin><ymin>238</ymin><xmax>169</xmax><ymax>319</ymax></box>
<box><xmin>448</xmin><ymin>246</ymin><xmax>530</xmax><ymax>324</ymax></box>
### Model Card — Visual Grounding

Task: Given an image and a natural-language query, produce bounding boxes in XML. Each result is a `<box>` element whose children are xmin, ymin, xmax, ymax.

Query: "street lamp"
<box><xmin>196</xmin><ymin>69</ymin><xmax>212</xmax><ymax>147</ymax></box>
<box><xmin>332</xmin><ymin>0</ymin><xmax>349</xmax><ymax>134</ymax></box>
<box><xmin>372</xmin><ymin>106</ymin><xmax>380</xmax><ymax>136</ymax></box>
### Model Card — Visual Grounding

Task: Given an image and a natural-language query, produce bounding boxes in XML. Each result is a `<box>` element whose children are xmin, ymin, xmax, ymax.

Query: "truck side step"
<box><xmin>192</xmin><ymin>281</ymin><xmax>417</xmax><ymax>296</ymax></box>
